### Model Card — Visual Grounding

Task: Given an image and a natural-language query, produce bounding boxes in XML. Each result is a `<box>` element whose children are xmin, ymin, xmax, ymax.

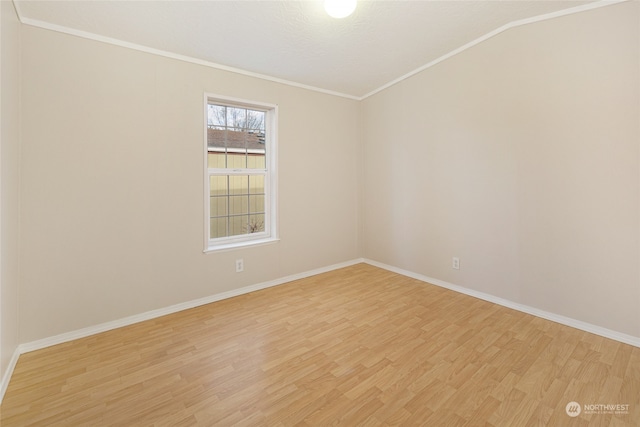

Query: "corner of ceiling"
<box><xmin>11</xmin><ymin>0</ymin><xmax>23</xmax><ymax>23</ymax></box>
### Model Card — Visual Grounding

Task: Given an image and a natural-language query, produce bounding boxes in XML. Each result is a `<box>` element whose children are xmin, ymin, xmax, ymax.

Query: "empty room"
<box><xmin>0</xmin><ymin>0</ymin><xmax>639</xmax><ymax>425</ymax></box>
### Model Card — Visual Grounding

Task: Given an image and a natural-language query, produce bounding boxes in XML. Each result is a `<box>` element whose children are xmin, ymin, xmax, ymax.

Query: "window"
<box><xmin>204</xmin><ymin>95</ymin><xmax>278</xmax><ymax>252</ymax></box>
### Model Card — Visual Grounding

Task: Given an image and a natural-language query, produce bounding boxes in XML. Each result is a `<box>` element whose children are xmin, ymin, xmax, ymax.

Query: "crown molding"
<box><xmin>11</xmin><ymin>0</ymin><xmax>360</xmax><ymax>101</ymax></box>
<box><xmin>360</xmin><ymin>0</ymin><xmax>630</xmax><ymax>100</ymax></box>
<box><xmin>11</xmin><ymin>0</ymin><xmax>631</xmax><ymax>101</ymax></box>
<box><xmin>12</xmin><ymin>0</ymin><xmax>629</xmax><ymax>101</ymax></box>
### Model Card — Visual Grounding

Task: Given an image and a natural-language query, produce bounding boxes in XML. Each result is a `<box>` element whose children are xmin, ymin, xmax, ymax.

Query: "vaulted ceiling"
<box><xmin>15</xmin><ymin>0</ymin><xmax>600</xmax><ymax>99</ymax></box>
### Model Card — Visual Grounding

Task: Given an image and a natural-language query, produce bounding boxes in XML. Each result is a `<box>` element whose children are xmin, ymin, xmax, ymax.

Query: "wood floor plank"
<box><xmin>1</xmin><ymin>263</ymin><xmax>638</xmax><ymax>426</ymax></box>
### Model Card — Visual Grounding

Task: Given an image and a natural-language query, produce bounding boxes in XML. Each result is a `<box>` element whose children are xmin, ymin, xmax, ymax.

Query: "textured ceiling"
<box><xmin>15</xmin><ymin>0</ymin><xmax>598</xmax><ymax>98</ymax></box>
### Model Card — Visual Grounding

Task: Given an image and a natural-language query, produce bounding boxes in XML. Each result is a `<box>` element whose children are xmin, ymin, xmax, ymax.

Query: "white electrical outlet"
<box><xmin>452</xmin><ymin>257</ymin><xmax>460</xmax><ymax>270</ymax></box>
<box><xmin>235</xmin><ymin>259</ymin><xmax>244</xmax><ymax>273</ymax></box>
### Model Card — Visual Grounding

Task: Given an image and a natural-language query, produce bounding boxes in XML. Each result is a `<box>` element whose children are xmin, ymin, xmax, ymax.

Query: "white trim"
<box><xmin>0</xmin><ymin>0</ymin><xmax>3</xmax><ymax>404</ymax></box>
<box><xmin>203</xmin><ymin>93</ymin><xmax>209</xmax><ymax>252</ymax></box>
<box><xmin>0</xmin><ymin>347</ymin><xmax>20</xmax><ymax>403</ymax></box>
<box><xmin>15</xmin><ymin>15</ymin><xmax>360</xmax><ymax>101</ymax></box>
<box><xmin>21</xmin><ymin>256</ymin><xmax>637</xmax><ymax>353</ymax></box>
<box><xmin>209</xmin><ymin>148</ymin><xmax>266</xmax><ymax>155</ymax></box>
<box><xmin>0</xmin><ymin>0</ymin><xmax>3</xmax><ymax>402</ymax></box>
<box><xmin>360</xmin><ymin>0</ymin><xmax>629</xmax><ymax>99</ymax></box>
<box><xmin>3</xmin><ymin>255</ymin><xmax>639</xmax><ymax>404</ymax></box>
<box><xmin>18</xmin><ymin>258</ymin><xmax>365</xmax><ymax>355</ymax></box>
<box><xmin>363</xmin><ymin>259</ymin><xmax>640</xmax><ymax>349</ymax></box>
<box><xmin>11</xmin><ymin>0</ymin><xmax>627</xmax><ymax>101</ymax></box>
<box><xmin>203</xmin><ymin>236</ymin><xmax>279</xmax><ymax>254</ymax></box>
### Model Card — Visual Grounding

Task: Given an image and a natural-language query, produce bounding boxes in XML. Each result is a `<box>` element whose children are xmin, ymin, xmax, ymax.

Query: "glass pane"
<box><xmin>208</xmin><ymin>104</ymin><xmax>226</xmax><ymax>127</ymax></box>
<box><xmin>210</xmin><ymin>176</ymin><xmax>228</xmax><ymax>196</ymax></box>
<box><xmin>226</xmin><ymin>107</ymin><xmax>246</xmax><ymax>130</ymax></box>
<box><xmin>208</xmin><ymin>152</ymin><xmax>226</xmax><ymax>168</ymax></box>
<box><xmin>229</xmin><ymin>215</ymin><xmax>248</xmax><ymax>237</ymax></box>
<box><xmin>210</xmin><ymin>196</ymin><xmax>227</xmax><ymax>217</ymax></box>
<box><xmin>248</xmin><ymin>214</ymin><xmax>265</xmax><ymax>234</ymax></box>
<box><xmin>249</xmin><ymin>175</ymin><xmax>264</xmax><ymax>194</ymax></box>
<box><xmin>207</xmin><ymin>103</ymin><xmax>266</xmax><ymax>171</ymax></box>
<box><xmin>227</xmin><ymin>151</ymin><xmax>246</xmax><ymax>169</ymax></box>
<box><xmin>210</xmin><ymin>218</ymin><xmax>227</xmax><ymax>239</ymax></box>
<box><xmin>249</xmin><ymin>195</ymin><xmax>265</xmax><ymax>214</ymax></box>
<box><xmin>229</xmin><ymin>175</ymin><xmax>248</xmax><ymax>195</ymax></box>
<box><xmin>207</xmin><ymin>128</ymin><xmax>227</xmax><ymax>150</ymax></box>
<box><xmin>247</xmin><ymin>110</ymin><xmax>265</xmax><ymax>132</ymax></box>
<box><xmin>229</xmin><ymin>195</ymin><xmax>249</xmax><ymax>216</ymax></box>
<box><xmin>246</xmin><ymin>153</ymin><xmax>266</xmax><ymax>169</ymax></box>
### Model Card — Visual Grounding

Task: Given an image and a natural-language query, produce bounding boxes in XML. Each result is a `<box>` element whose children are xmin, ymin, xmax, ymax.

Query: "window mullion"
<box><xmin>225</xmin><ymin>175</ymin><xmax>230</xmax><ymax>238</ymax></box>
<box><xmin>208</xmin><ymin>169</ymin><xmax>267</xmax><ymax>175</ymax></box>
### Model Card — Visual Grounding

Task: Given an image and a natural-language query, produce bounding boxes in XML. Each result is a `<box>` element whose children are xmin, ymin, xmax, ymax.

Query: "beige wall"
<box><xmin>13</xmin><ymin>1</ymin><xmax>640</xmax><ymax>345</ymax></box>
<box><xmin>1</xmin><ymin>0</ymin><xmax>21</xmax><ymax>376</ymax></box>
<box><xmin>362</xmin><ymin>2</ymin><xmax>639</xmax><ymax>337</ymax></box>
<box><xmin>19</xmin><ymin>26</ymin><xmax>360</xmax><ymax>342</ymax></box>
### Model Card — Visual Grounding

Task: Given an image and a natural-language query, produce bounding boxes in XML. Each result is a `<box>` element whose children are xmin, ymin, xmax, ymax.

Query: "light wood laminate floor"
<box><xmin>1</xmin><ymin>263</ymin><xmax>638</xmax><ymax>426</ymax></box>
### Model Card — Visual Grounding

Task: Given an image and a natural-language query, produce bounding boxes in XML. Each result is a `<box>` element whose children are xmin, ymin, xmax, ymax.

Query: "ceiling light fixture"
<box><xmin>324</xmin><ymin>0</ymin><xmax>357</xmax><ymax>19</ymax></box>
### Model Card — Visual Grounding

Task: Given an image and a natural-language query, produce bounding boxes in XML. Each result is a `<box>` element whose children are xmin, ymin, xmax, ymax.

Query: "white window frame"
<box><xmin>204</xmin><ymin>94</ymin><xmax>278</xmax><ymax>252</ymax></box>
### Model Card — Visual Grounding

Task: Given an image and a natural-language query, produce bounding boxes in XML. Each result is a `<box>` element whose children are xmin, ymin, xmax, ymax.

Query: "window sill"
<box><xmin>204</xmin><ymin>237</ymin><xmax>279</xmax><ymax>254</ymax></box>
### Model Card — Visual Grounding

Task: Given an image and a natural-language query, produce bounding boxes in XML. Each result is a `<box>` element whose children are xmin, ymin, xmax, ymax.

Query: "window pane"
<box><xmin>207</xmin><ymin>104</ymin><xmax>266</xmax><ymax>171</ymax></box>
<box><xmin>208</xmin><ymin>152</ymin><xmax>225</xmax><ymax>168</ymax></box>
<box><xmin>247</xmin><ymin>110</ymin><xmax>265</xmax><ymax>132</ymax></box>
<box><xmin>249</xmin><ymin>175</ymin><xmax>264</xmax><ymax>194</ymax></box>
<box><xmin>229</xmin><ymin>195</ymin><xmax>249</xmax><ymax>216</ymax></box>
<box><xmin>229</xmin><ymin>175</ymin><xmax>248</xmax><ymax>195</ymax></box>
<box><xmin>210</xmin><ymin>176</ymin><xmax>228</xmax><ymax>196</ymax></box>
<box><xmin>210</xmin><ymin>196</ymin><xmax>227</xmax><ymax>217</ymax></box>
<box><xmin>229</xmin><ymin>215</ymin><xmax>247</xmax><ymax>237</ymax></box>
<box><xmin>227</xmin><ymin>152</ymin><xmax>246</xmax><ymax>169</ymax></box>
<box><xmin>208</xmin><ymin>104</ymin><xmax>226</xmax><ymax>127</ymax></box>
<box><xmin>249</xmin><ymin>195</ymin><xmax>265</xmax><ymax>214</ymax></box>
<box><xmin>210</xmin><ymin>218</ymin><xmax>227</xmax><ymax>239</ymax></box>
<box><xmin>209</xmin><ymin>172</ymin><xmax>267</xmax><ymax>241</ymax></box>
<box><xmin>248</xmin><ymin>214</ymin><xmax>265</xmax><ymax>233</ymax></box>
<box><xmin>246</xmin><ymin>153</ymin><xmax>266</xmax><ymax>169</ymax></box>
<box><xmin>226</xmin><ymin>107</ymin><xmax>246</xmax><ymax>130</ymax></box>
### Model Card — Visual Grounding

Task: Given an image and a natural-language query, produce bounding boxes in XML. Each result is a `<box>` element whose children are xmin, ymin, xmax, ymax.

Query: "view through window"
<box><xmin>205</xmin><ymin>96</ymin><xmax>277</xmax><ymax>250</ymax></box>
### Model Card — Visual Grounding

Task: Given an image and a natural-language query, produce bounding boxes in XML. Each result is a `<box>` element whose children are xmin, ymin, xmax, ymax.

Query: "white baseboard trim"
<box><xmin>364</xmin><ymin>258</ymin><xmax>640</xmax><ymax>348</ymax></box>
<box><xmin>6</xmin><ymin>255</ymin><xmax>636</xmax><ymax>406</ymax></box>
<box><xmin>19</xmin><ymin>258</ymin><xmax>365</xmax><ymax>355</ymax></box>
<box><xmin>0</xmin><ymin>346</ymin><xmax>21</xmax><ymax>403</ymax></box>
<box><xmin>0</xmin><ymin>257</ymin><xmax>363</xmax><ymax>405</ymax></box>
